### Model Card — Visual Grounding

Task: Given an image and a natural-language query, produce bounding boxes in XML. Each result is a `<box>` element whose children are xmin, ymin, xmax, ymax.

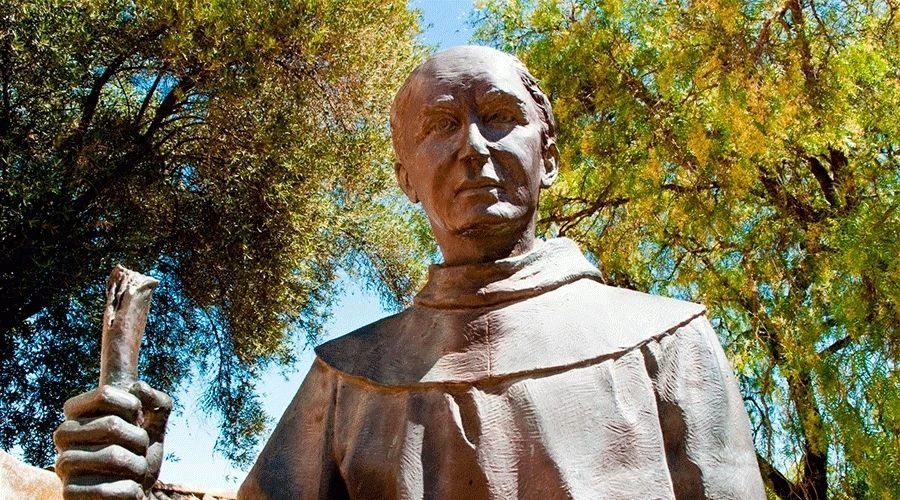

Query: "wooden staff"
<box><xmin>98</xmin><ymin>265</ymin><xmax>159</xmax><ymax>389</ymax></box>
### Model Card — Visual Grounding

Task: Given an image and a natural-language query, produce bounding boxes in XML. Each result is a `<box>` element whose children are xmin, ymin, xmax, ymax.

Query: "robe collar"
<box><xmin>414</xmin><ymin>238</ymin><xmax>603</xmax><ymax>309</ymax></box>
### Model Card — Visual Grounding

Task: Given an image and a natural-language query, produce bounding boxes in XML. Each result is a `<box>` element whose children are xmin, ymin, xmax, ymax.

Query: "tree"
<box><xmin>475</xmin><ymin>0</ymin><xmax>899</xmax><ymax>497</ymax></box>
<box><xmin>0</xmin><ymin>0</ymin><xmax>433</xmax><ymax>466</ymax></box>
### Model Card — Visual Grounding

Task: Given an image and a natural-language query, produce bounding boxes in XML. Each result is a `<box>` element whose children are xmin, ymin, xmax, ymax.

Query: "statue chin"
<box><xmin>451</xmin><ymin>204</ymin><xmax>532</xmax><ymax>238</ymax></box>
<box><xmin>456</xmin><ymin>216</ymin><xmax>528</xmax><ymax>241</ymax></box>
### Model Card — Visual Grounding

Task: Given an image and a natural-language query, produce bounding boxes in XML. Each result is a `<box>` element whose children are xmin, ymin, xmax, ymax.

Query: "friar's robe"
<box><xmin>239</xmin><ymin>238</ymin><xmax>765</xmax><ymax>499</ymax></box>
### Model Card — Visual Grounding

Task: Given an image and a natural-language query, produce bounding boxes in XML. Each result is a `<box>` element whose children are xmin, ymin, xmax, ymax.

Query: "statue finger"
<box><xmin>130</xmin><ymin>381</ymin><xmax>172</xmax><ymax>445</ymax></box>
<box><xmin>63</xmin><ymin>477</ymin><xmax>146</xmax><ymax>500</ymax></box>
<box><xmin>130</xmin><ymin>382</ymin><xmax>172</xmax><ymax>427</ymax></box>
<box><xmin>130</xmin><ymin>381</ymin><xmax>171</xmax><ymax>490</ymax></box>
<box><xmin>130</xmin><ymin>381</ymin><xmax>172</xmax><ymax>412</ymax></box>
<box><xmin>63</xmin><ymin>386</ymin><xmax>141</xmax><ymax>422</ymax></box>
<box><xmin>54</xmin><ymin>415</ymin><xmax>150</xmax><ymax>456</ymax></box>
<box><xmin>55</xmin><ymin>445</ymin><xmax>148</xmax><ymax>482</ymax></box>
<box><xmin>143</xmin><ymin>441</ymin><xmax>165</xmax><ymax>491</ymax></box>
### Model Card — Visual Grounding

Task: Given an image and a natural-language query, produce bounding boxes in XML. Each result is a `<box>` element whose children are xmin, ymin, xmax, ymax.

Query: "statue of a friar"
<box><xmin>54</xmin><ymin>46</ymin><xmax>766</xmax><ymax>499</ymax></box>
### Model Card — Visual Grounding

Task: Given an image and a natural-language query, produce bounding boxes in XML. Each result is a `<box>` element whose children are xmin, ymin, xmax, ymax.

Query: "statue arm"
<box><xmin>238</xmin><ymin>358</ymin><xmax>348</xmax><ymax>500</ymax></box>
<box><xmin>644</xmin><ymin>315</ymin><xmax>766</xmax><ymax>499</ymax></box>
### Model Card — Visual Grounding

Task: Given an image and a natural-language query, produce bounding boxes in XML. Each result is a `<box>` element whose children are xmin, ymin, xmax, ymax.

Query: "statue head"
<box><xmin>390</xmin><ymin>46</ymin><xmax>559</xmax><ymax>265</ymax></box>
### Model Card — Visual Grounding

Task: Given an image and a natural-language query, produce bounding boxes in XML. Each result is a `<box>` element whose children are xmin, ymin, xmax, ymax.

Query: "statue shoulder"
<box><xmin>585</xmin><ymin>281</ymin><xmax>707</xmax><ymax>341</ymax></box>
<box><xmin>313</xmin><ymin>309</ymin><xmax>415</xmax><ymax>379</ymax></box>
<box><xmin>473</xmin><ymin>278</ymin><xmax>708</xmax><ymax>373</ymax></box>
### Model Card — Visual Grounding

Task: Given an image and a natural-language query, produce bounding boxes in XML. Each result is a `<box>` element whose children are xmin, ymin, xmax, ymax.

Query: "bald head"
<box><xmin>390</xmin><ymin>46</ymin><xmax>556</xmax><ymax>167</ymax></box>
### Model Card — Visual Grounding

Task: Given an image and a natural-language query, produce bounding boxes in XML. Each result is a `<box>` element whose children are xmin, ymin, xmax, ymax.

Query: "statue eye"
<box><xmin>484</xmin><ymin>110</ymin><xmax>519</xmax><ymax>126</ymax></box>
<box><xmin>426</xmin><ymin>116</ymin><xmax>459</xmax><ymax>135</ymax></box>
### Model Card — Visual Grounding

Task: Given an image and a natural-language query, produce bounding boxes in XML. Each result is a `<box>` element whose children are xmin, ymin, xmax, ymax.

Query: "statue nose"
<box><xmin>458</xmin><ymin>122</ymin><xmax>490</xmax><ymax>166</ymax></box>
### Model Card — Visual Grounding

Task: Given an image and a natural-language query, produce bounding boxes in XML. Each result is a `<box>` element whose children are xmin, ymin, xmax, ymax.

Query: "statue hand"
<box><xmin>53</xmin><ymin>382</ymin><xmax>172</xmax><ymax>499</ymax></box>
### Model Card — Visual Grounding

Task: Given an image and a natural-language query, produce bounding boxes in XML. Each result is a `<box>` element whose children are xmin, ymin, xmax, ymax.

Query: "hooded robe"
<box><xmin>239</xmin><ymin>238</ymin><xmax>765</xmax><ymax>499</ymax></box>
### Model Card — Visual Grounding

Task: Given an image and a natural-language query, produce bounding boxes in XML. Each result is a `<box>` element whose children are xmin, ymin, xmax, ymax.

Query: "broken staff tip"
<box><xmin>99</xmin><ymin>265</ymin><xmax>159</xmax><ymax>389</ymax></box>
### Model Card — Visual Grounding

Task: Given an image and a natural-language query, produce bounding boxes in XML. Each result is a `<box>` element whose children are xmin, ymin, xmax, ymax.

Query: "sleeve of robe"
<box><xmin>237</xmin><ymin>358</ymin><xmax>348</xmax><ymax>500</ymax></box>
<box><xmin>642</xmin><ymin>315</ymin><xmax>767</xmax><ymax>499</ymax></box>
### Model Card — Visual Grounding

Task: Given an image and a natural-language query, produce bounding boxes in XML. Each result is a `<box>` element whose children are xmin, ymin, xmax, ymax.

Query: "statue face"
<box><xmin>394</xmin><ymin>48</ymin><xmax>556</xmax><ymax>240</ymax></box>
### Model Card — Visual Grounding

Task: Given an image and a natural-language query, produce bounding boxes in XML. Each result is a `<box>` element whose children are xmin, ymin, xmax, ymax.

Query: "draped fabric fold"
<box><xmin>239</xmin><ymin>239</ymin><xmax>765</xmax><ymax>499</ymax></box>
<box><xmin>413</xmin><ymin>238</ymin><xmax>602</xmax><ymax>309</ymax></box>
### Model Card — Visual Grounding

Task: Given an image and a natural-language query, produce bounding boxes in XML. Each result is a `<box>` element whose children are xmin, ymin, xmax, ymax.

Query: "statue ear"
<box><xmin>541</xmin><ymin>141</ymin><xmax>560</xmax><ymax>188</ymax></box>
<box><xmin>394</xmin><ymin>161</ymin><xmax>419</xmax><ymax>203</ymax></box>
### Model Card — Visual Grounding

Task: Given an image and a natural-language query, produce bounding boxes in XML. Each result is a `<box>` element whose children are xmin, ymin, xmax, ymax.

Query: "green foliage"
<box><xmin>0</xmin><ymin>0</ymin><xmax>432</xmax><ymax>466</ymax></box>
<box><xmin>475</xmin><ymin>0</ymin><xmax>899</xmax><ymax>497</ymax></box>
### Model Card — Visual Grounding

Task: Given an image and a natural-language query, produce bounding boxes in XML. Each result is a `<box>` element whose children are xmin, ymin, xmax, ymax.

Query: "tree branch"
<box><xmin>0</xmin><ymin>42</ymin><xmax>11</xmax><ymax>138</ymax></box>
<box><xmin>67</xmin><ymin>75</ymin><xmax>195</xmax><ymax>219</ymax></box>
<box><xmin>660</xmin><ymin>182</ymin><xmax>720</xmax><ymax>194</ymax></box>
<box><xmin>786</xmin><ymin>0</ymin><xmax>819</xmax><ymax>96</ymax></box>
<box><xmin>135</xmin><ymin>71</ymin><xmax>164</xmax><ymax>128</ymax></box>
<box><xmin>819</xmin><ymin>335</ymin><xmax>851</xmax><ymax>356</ymax></box>
<box><xmin>754</xmin><ymin>4</ymin><xmax>790</xmax><ymax>64</ymax></box>
<box><xmin>78</xmin><ymin>54</ymin><xmax>127</xmax><ymax>138</ymax></box>
<box><xmin>543</xmin><ymin>195</ymin><xmax>630</xmax><ymax>234</ymax></box>
<box><xmin>807</xmin><ymin>155</ymin><xmax>839</xmax><ymax>208</ymax></box>
<box><xmin>828</xmin><ymin>147</ymin><xmax>856</xmax><ymax>210</ymax></box>
<box><xmin>794</xmin><ymin>371</ymin><xmax>829</xmax><ymax>499</ymax></box>
<box><xmin>142</xmin><ymin>77</ymin><xmax>195</xmax><ymax>142</ymax></box>
<box><xmin>808</xmin><ymin>0</ymin><xmax>838</xmax><ymax>56</ymax></box>
<box><xmin>757</xmin><ymin>166</ymin><xmax>824</xmax><ymax>225</ymax></box>
<box><xmin>757</xmin><ymin>453</ymin><xmax>800</xmax><ymax>500</ymax></box>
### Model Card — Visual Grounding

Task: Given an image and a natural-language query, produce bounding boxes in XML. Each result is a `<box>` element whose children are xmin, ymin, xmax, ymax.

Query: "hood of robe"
<box><xmin>316</xmin><ymin>238</ymin><xmax>706</xmax><ymax>387</ymax></box>
<box><xmin>414</xmin><ymin>238</ymin><xmax>602</xmax><ymax>309</ymax></box>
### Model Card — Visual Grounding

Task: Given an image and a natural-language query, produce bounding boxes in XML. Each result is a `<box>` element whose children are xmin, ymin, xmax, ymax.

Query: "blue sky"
<box><xmin>158</xmin><ymin>1</ymin><xmax>476</xmax><ymax>491</ymax></box>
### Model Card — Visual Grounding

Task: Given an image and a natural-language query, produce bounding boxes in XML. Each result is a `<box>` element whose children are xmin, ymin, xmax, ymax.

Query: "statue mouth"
<box><xmin>455</xmin><ymin>178</ymin><xmax>503</xmax><ymax>196</ymax></box>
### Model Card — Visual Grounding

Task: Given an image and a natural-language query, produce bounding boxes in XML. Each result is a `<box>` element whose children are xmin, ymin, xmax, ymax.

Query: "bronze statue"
<box><xmin>55</xmin><ymin>46</ymin><xmax>765</xmax><ymax>499</ymax></box>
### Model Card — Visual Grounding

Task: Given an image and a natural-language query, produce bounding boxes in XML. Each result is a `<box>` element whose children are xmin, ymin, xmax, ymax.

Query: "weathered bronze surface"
<box><xmin>54</xmin><ymin>266</ymin><xmax>171</xmax><ymax>499</ymax></box>
<box><xmin>239</xmin><ymin>46</ymin><xmax>766</xmax><ymax>499</ymax></box>
<box><xmin>55</xmin><ymin>46</ymin><xmax>765</xmax><ymax>499</ymax></box>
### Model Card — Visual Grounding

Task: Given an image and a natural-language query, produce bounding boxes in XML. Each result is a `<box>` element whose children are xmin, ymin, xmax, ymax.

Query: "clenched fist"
<box><xmin>54</xmin><ymin>382</ymin><xmax>171</xmax><ymax>500</ymax></box>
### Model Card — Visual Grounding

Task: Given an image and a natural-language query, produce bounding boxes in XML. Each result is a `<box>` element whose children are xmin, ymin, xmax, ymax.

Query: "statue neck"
<box><xmin>435</xmin><ymin>218</ymin><xmax>537</xmax><ymax>266</ymax></box>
